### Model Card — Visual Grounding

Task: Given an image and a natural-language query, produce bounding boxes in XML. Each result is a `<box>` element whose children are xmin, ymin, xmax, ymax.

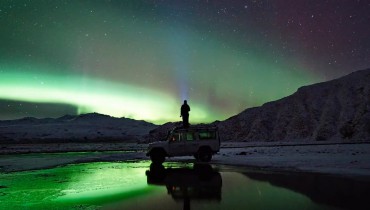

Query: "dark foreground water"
<box><xmin>0</xmin><ymin>161</ymin><xmax>369</xmax><ymax>210</ymax></box>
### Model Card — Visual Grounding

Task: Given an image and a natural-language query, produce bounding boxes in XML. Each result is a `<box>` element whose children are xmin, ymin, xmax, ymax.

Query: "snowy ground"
<box><xmin>0</xmin><ymin>143</ymin><xmax>147</xmax><ymax>155</ymax></box>
<box><xmin>1</xmin><ymin>142</ymin><xmax>370</xmax><ymax>180</ymax></box>
<box><xmin>214</xmin><ymin>143</ymin><xmax>370</xmax><ymax>179</ymax></box>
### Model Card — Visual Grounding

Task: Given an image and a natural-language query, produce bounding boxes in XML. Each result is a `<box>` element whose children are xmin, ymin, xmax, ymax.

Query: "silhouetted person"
<box><xmin>180</xmin><ymin>100</ymin><xmax>190</xmax><ymax>128</ymax></box>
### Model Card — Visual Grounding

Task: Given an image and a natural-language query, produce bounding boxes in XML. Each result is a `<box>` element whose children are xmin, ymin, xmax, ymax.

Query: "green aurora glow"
<box><xmin>3</xmin><ymin>0</ymin><xmax>367</xmax><ymax>123</ymax></box>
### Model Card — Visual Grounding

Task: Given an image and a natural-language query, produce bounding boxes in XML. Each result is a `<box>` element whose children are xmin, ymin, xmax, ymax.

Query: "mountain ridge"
<box><xmin>0</xmin><ymin>112</ymin><xmax>158</xmax><ymax>143</ymax></box>
<box><xmin>2</xmin><ymin>69</ymin><xmax>369</xmax><ymax>143</ymax></box>
<box><xmin>214</xmin><ymin>69</ymin><xmax>370</xmax><ymax>141</ymax></box>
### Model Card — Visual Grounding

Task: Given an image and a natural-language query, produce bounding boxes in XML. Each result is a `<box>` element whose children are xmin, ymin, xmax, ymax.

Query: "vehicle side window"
<box><xmin>198</xmin><ymin>131</ymin><xmax>216</xmax><ymax>139</ymax></box>
<box><xmin>184</xmin><ymin>132</ymin><xmax>194</xmax><ymax>141</ymax></box>
<box><xmin>170</xmin><ymin>133</ymin><xmax>181</xmax><ymax>142</ymax></box>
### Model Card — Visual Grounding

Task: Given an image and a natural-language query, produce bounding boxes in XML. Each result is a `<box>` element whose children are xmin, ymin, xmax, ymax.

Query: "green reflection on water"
<box><xmin>0</xmin><ymin>161</ymin><xmax>337</xmax><ymax>210</ymax></box>
<box><xmin>0</xmin><ymin>161</ymin><xmax>160</xmax><ymax>209</ymax></box>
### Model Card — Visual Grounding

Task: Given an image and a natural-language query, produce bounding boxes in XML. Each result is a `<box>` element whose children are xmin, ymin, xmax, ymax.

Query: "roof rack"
<box><xmin>171</xmin><ymin>125</ymin><xmax>218</xmax><ymax>132</ymax></box>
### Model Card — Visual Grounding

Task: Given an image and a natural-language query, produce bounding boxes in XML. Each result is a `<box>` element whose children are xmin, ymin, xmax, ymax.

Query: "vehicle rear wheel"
<box><xmin>198</xmin><ymin>149</ymin><xmax>212</xmax><ymax>162</ymax></box>
<box><xmin>150</xmin><ymin>150</ymin><xmax>165</xmax><ymax>164</ymax></box>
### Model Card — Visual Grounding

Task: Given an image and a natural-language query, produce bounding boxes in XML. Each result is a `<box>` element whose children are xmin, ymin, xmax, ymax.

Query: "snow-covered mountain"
<box><xmin>0</xmin><ymin>113</ymin><xmax>158</xmax><ymax>143</ymax></box>
<box><xmin>215</xmin><ymin>69</ymin><xmax>370</xmax><ymax>141</ymax></box>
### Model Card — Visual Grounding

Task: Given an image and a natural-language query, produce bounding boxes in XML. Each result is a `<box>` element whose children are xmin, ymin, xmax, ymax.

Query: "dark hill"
<box><xmin>215</xmin><ymin>69</ymin><xmax>370</xmax><ymax>141</ymax></box>
<box><xmin>0</xmin><ymin>113</ymin><xmax>158</xmax><ymax>143</ymax></box>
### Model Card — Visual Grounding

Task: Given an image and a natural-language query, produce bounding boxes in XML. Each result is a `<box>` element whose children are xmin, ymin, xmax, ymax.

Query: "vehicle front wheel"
<box><xmin>198</xmin><ymin>149</ymin><xmax>212</xmax><ymax>162</ymax></box>
<box><xmin>150</xmin><ymin>151</ymin><xmax>165</xmax><ymax>164</ymax></box>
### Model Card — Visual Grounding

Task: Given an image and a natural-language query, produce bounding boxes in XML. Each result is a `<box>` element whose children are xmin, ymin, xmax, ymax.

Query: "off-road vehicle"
<box><xmin>146</xmin><ymin>125</ymin><xmax>220</xmax><ymax>164</ymax></box>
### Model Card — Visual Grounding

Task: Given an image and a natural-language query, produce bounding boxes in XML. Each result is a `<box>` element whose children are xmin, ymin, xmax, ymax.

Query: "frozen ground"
<box><xmin>215</xmin><ymin>142</ymin><xmax>370</xmax><ymax>179</ymax></box>
<box><xmin>1</xmin><ymin>142</ymin><xmax>369</xmax><ymax>180</ymax></box>
<box><xmin>0</xmin><ymin>142</ymin><xmax>147</xmax><ymax>155</ymax></box>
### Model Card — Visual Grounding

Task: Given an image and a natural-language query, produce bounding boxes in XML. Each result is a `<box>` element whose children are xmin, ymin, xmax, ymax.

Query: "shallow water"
<box><xmin>0</xmin><ymin>160</ymin><xmax>368</xmax><ymax>210</ymax></box>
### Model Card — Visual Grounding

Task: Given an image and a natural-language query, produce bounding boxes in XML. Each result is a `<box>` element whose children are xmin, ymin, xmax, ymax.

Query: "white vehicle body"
<box><xmin>147</xmin><ymin>126</ymin><xmax>220</xmax><ymax>163</ymax></box>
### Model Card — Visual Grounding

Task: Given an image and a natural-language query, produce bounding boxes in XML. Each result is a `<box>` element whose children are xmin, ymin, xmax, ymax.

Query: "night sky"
<box><xmin>1</xmin><ymin>0</ymin><xmax>369</xmax><ymax>124</ymax></box>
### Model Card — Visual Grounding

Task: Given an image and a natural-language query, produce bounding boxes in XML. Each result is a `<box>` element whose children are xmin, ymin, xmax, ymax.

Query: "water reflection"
<box><xmin>244</xmin><ymin>172</ymin><xmax>370</xmax><ymax>210</ymax></box>
<box><xmin>1</xmin><ymin>159</ymin><xmax>369</xmax><ymax>210</ymax></box>
<box><xmin>146</xmin><ymin>163</ymin><xmax>222</xmax><ymax>210</ymax></box>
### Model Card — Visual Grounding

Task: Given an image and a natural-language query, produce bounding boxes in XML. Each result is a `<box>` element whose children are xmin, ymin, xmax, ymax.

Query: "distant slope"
<box><xmin>0</xmin><ymin>113</ymin><xmax>158</xmax><ymax>143</ymax></box>
<box><xmin>215</xmin><ymin>69</ymin><xmax>370</xmax><ymax>141</ymax></box>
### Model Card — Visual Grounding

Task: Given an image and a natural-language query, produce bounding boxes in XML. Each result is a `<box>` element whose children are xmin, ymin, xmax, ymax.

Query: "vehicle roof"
<box><xmin>171</xmin><ymin>125</ymin><xmax>218</xmax><ymax>133</ymax></box>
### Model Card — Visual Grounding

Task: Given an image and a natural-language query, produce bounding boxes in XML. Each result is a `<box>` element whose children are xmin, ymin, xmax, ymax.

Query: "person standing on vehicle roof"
<box><xmin>180</xmin><ymin>100</ymin><xmax>190</xmax><ymax>128</ymax></box>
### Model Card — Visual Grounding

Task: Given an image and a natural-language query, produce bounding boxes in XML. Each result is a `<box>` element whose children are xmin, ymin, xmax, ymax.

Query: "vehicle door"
<box><xmin>197</xmin><ymin>131</ymin><xmax>218</xmax><ymax>151</ymax></box>
<box><xmin>182</xmin><ymin>132</ymin><xmax>198</xmax><ymax>154</ymax></box>
<box><xmin>168</xmin><ymin>132</ymin><xmax>186</xmax><ymax>156</ymax></box>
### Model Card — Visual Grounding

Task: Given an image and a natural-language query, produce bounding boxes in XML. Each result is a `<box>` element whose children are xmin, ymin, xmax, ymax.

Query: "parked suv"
<box><xmin>146</xmin><ymin>126</ymin><xmax>220</xmax><ymax>163</ymax></box>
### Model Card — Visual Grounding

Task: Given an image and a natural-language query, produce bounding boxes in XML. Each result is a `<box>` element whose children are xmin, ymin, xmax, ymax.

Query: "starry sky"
<box><xmin>0</xmin><ymin>0</ymin><xmax>369</xmax><ymax>124</ymax></box>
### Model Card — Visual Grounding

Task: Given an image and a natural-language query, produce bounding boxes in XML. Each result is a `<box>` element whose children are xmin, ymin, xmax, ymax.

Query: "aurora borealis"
<box><xmin>1</xmin><ymin>1</ymin><xmax>369</xmax><ymax>124</ymax></box>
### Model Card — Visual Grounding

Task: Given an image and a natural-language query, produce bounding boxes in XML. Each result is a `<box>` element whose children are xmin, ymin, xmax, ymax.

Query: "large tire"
<box><xmin>150</xmin><ymin>150</ymin><xmax>165</xmax><ymax>164</ymax></box>
<box><xmin>198</xmin><ymin>148</ymin><xmax>212</xmax><ymax>162</ymax></box>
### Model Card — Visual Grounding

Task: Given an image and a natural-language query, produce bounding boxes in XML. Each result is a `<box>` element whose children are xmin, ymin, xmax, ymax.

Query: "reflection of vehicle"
<box><xmin>146</xmin><ymin>163</ymin><xmax>222</xmax><ymax>210</ymax></box>
<box><xmin>146</xmin><ymin>126</ymin><xmax>220</xmax><ymax>163</ymax></box>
